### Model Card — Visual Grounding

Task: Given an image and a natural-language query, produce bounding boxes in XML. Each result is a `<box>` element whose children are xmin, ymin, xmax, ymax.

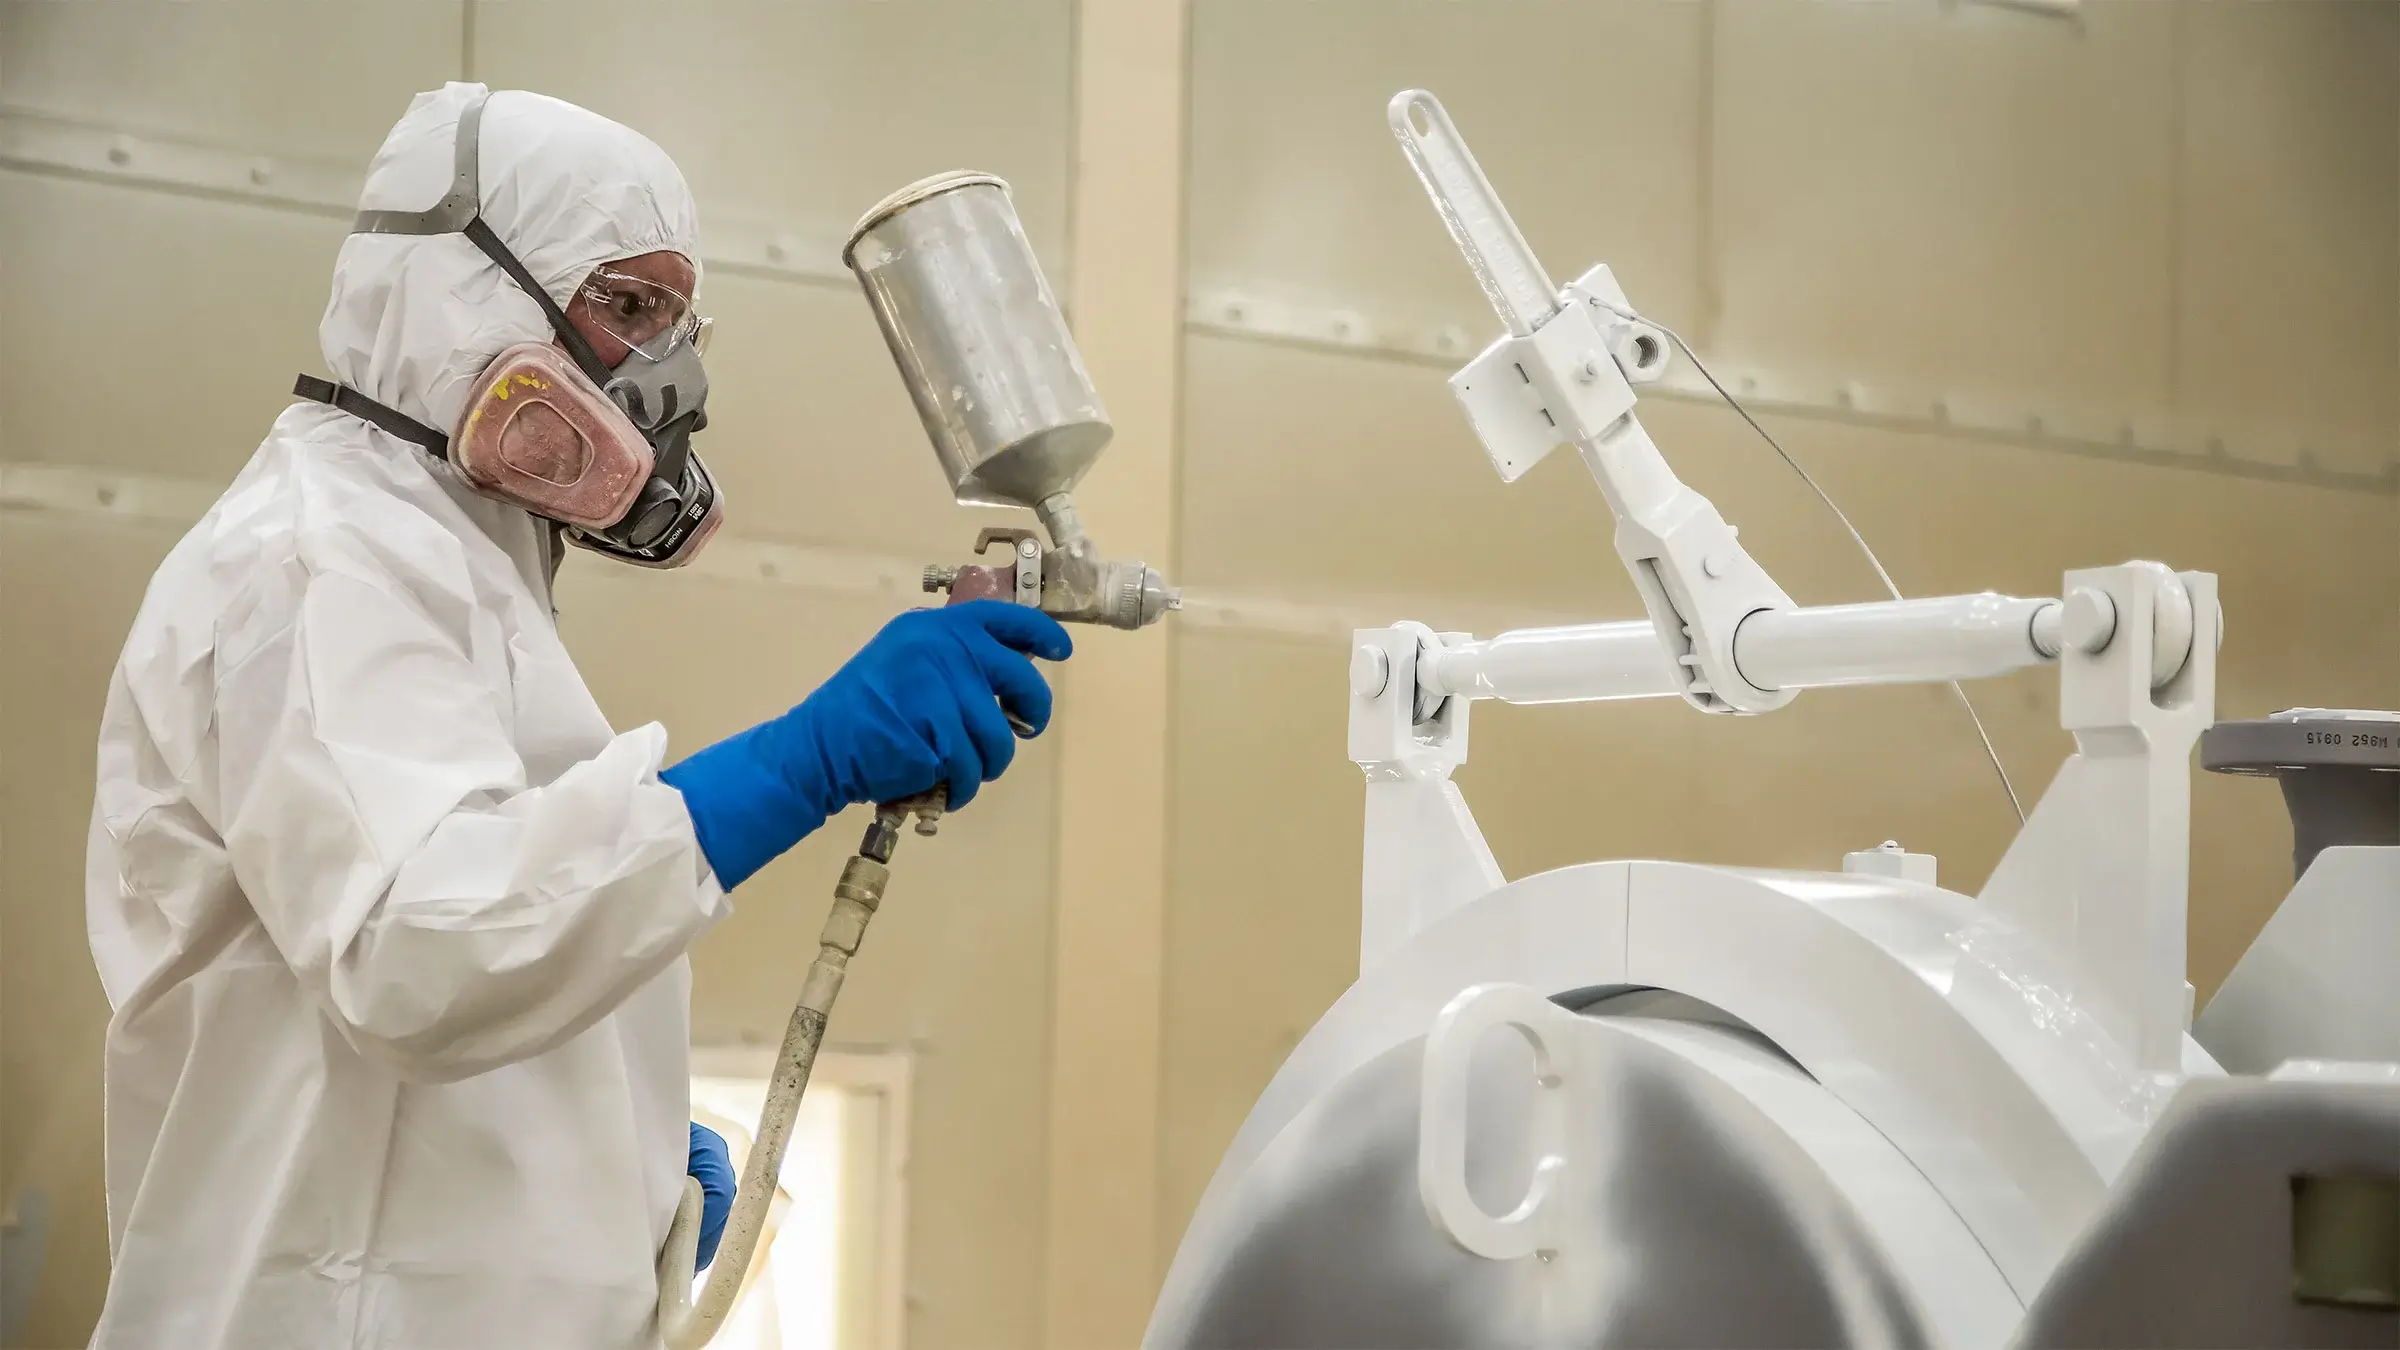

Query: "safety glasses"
<box><xmin>578</xmin><ymin>267</ymin><xmax>714</xmax><ymax>359</ymax></box>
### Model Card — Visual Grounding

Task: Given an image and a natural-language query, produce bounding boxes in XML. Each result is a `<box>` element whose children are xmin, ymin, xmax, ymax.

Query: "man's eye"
<box><xmin>610</xmin><ymin>293</ymin><xmax>644</xmax><ymax>320</ymax></box>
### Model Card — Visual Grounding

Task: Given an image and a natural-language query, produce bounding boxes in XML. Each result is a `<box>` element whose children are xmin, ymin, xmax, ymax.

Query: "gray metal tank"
<box><xmin>1147</xmin><ymin>993</ymin><xmax>1935</xmax><ymax>1350</ymax></box>
<box><xmin>843</xmin><ymin>171</ymin><xmax>1111</xmax><ymax>512</ymax></box>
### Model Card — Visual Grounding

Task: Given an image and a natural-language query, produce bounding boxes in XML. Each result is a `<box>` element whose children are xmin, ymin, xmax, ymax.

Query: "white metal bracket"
<box><xmin>1352</xmin><ymin>623</ymin><xmax>1506</xmax><ymax>975</ymax></box>
<box><xmin>1981</xmin><ymin>563</ymin><xmax>2218</xmax><ymax>1077</ymax></box>
<box><xmin>1447</xmin><ymin>265</ymin><xmax>1675</xmax><ymax>484</ymax></box>
<box><xmin>1843</xmin><ymin>840</ymin><xmax>1938</xmax><ymax>886</ymax></box>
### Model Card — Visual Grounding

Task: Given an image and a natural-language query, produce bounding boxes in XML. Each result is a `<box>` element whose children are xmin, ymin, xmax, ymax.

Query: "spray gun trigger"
<box><xmin>974</xmin><ymin>527</ymin><xmax>1042</xmax><ymax>558</ymax></box>
<box><xmin>969</xmin><ymin>527</ymin><xmax>1046</xmax><ymax>609</ymax></box>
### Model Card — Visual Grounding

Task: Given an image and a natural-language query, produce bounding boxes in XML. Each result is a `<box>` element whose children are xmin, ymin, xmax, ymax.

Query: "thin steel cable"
<box><xmin>1592</xmin><ymin>300</ymin><xmax>2027</xmax><ymax>823</ymax></box>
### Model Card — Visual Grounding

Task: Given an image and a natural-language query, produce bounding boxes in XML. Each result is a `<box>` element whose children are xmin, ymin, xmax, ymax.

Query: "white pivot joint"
<box><xmin>1390</xmin><ymin>89</ymin><xmax>1794</xmax><ymax>715</ymax></box>
<box><xmin>1980</xmin><ymin>562</ymin><xmax>2217</xmax><ymax>1079</ymax></box>
<box><xmin>1350</xmin><ymin>623</ymin><xmax>1504</xmax><ymax>974</ymax></box>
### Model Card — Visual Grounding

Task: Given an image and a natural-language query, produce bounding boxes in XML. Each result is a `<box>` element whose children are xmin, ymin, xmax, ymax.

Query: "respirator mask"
<box><xmin>294</xmin><ymin>90</ymin><xmax>722</xmax><ymax>568</ymax></box>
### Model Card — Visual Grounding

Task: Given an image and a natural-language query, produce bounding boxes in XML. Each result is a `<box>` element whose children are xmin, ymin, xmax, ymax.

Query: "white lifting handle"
<box><xmin>1417</xmin><ymin>982</ymin><xmax>1578</xmax><ymax>1260</ymax></box>
<box><xmin>1388</xmin><ymin>90</ymin><xmax>1559</xmax><ymax>339</ymax></box>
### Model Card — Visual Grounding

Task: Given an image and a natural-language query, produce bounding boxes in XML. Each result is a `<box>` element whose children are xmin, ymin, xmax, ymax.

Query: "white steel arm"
<box><xmin>1364</xmin><ymin>91</ymin><xmax>2222</xmax><ymax>1084</ymax></box>
<box><xmin>1414</xmin><ymin>592</ymin><xmax>2068</xmax><ymax>707</ymax></box>
<box><xmin>1392</xmin><ymin>90</ymin><xmax>1795</xmax><ymax>714</ymax></box>
<box><xmin>1387</xmin><ymin>92</ymin><xmax>2181</xmax><ymax>737</ymax></box>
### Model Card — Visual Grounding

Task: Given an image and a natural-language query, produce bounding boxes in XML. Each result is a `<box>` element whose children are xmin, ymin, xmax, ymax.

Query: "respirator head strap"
<box><xmin>459</xmin><ymin>215</ymin><xmax>615</xmax><ymax>387</ymax></box>
<box><xmin>349</xmin><ymin>94</ymin><xmax>482</xmax><ymax>238</ymax></box>
<box><xmin>292</xmin><ymin>373</ymin><xmax>448</xmax><ymax>459</ymax></box>
<box><xmin>349</xmin><ymin>90</ymin><xmax>615</xmax><ymax>388</ymax></box>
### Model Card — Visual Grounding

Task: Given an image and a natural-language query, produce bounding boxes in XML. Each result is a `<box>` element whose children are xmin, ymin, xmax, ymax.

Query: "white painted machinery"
<box><xmin>1144</xmin><ymin>93</ymin><xmax>2400</xmax><ymax>1349</ymax></box>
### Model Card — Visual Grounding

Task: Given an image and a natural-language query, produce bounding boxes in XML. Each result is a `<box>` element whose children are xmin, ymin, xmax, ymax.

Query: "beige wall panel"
<box><xmin>0</xmin><ymin>1</ymin><xmax>459</xmax><ymax>159</ymax></box>
<box><xmin>1042</xmin><ymin>0</ymin><xmax>1187</xmax><ymax>1337</ymax></box>
<box><xmin>1188</xmin><ymin>0</ymin><xmax>1706</xmax><ymax>338</ymax></box>
<box><xmin>1157</xmin><ymin>627</ymin><xmax>1361</xmax><ymax>1254</ymax></box>
<box><xmin>554</xmin><ymin>564</ymin><xmax>1058</xmax><ymax>1350</ymax></box>
<box><xmin>1</xmin><ymin>172</ymin><xmax>341</xmax><ymax>475</ymax></box>
<box><xmin>1713</xmin><ymin>0</ymin><xmax>2178</xmax><ymax>424</ymax></box>
<box><xmin>0</xmin><ymin>512</ymin><xmax>184</xmax><ymax>1348</ymax></box>
<box><xmin>1178</xmin><ymin>332</ymin><xmax>1623</xmax><ymax>613</ymax></box>
<box><xmin>1184</xmin><ymin>331</ymin><xmax>2397</xmax><ymax>670</ymax></box>
<box><xmin>675</xmin><ymin>273</ymin><xmax>1030</xmax><ymax>556</ymax></box>
<box><xmin>472</xmin><ymin>0</ymin><xmax>1075</xmax><ymax>274</ymax></box>
<box><xmin>2175</xmin><ymin>1</ymin><xmax>2400</xmax><ymax>475</ymax></box>
<box><xmin>0</xmin><ymin>174</ymin><xmax>1030</xmax><ymax>559</ymax></box>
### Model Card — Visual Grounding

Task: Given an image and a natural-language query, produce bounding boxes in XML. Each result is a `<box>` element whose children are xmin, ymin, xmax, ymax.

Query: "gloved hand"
<box><xmin>661</xmin><ymin>600</ymin><xmax>1073</xmax><ymax>889</ymax></box>
<box><xmin>688</xmin><ymin>1122</ymin><xmax>735</xmax><ymax>1271</ymax></box>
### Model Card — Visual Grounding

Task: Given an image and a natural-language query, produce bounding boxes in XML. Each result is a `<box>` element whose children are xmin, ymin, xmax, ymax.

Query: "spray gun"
<box><xmin>654</xmin><ymin>172</ymin><xmax>1176</xmax><ymax>1349</ymax></box>
<box><xmin>850</xmin><ymin>171</ymin><xmax>1179</xmax><ymax>632</ymax></box>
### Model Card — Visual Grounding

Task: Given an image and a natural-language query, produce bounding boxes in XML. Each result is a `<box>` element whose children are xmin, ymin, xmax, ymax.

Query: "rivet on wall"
<box><xmin>1182</xmin><ymin>288</ymin><xmax>2397</xmax><ymax>495</ymax></box>
<box><xmin>5</xmin><ymin>111</ymin><xmax>2391</xmax><ymax>496</ymax></box>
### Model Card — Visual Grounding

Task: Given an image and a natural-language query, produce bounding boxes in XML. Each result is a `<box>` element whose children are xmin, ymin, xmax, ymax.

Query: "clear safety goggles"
<box><xmin>577</xmin><ymin>267</ymin><xmax>714</xmax><ymax>359</ymax></box>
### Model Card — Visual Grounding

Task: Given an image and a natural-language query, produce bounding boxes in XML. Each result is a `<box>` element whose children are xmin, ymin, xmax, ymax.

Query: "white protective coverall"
<box><xmin>85</xmin><ymin>83</ymin><xmax>728</xmax><ymax>1349</ymax></box>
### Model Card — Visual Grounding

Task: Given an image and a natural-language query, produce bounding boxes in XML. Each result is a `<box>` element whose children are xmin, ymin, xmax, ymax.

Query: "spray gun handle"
<box><xmin>918</xmin><ymin>556</ymin><xmax>1043</xmax><ymax>738</ymax></box>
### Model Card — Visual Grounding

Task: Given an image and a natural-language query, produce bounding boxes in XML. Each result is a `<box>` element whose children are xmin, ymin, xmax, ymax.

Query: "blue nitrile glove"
<box><xmin>688</xmin><ymin>1122</ymin><xmax>735</xmax><ymax>1271</ymax></box>
<box><xmin>661</xmin><ymin>600</ymin><xmax>1073</xmax><ymax>889</ymax></box>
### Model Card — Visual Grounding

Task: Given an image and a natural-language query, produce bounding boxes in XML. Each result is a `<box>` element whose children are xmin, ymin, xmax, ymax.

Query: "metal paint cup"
<box><xmin>843</xmin><ymin>172</ymin><xmax>1113</xmax><ymax>511</ymax></box>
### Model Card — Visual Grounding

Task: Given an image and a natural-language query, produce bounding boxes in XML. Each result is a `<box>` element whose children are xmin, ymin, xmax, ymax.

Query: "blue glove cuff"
<box><xmin>662</xmin><ymin>602</ymin><xmax>1071</xmax><ymax>891</ymax></box>
<box><xmin>687</xmin><ymin>1122</ymin><xmax>736</xmax><ymax>1272</ymax></box>
<box><xmin>662</xmin><ymin>711</ymin><xmax>834</xmax><ymax>891</ymax></box>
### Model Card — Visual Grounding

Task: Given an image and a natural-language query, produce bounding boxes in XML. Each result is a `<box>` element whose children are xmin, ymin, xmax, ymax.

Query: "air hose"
<box><xmin>655</xmin><ymin>793</ymin><xmax>943</xmax><ymax>1349</ymax></box>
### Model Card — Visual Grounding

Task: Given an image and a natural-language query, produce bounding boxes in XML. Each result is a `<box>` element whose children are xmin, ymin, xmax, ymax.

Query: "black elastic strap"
<box><xmin>461</xmin><ymin>216</ymin><xmax>615</xmax><ymax>387</ymax></box>
<box><xmin>348</xmin><ymin>89</ymin><xmax>615</xmax><ymax>389</ymax></box>
<box><xmin>293</xmin><ymin>374</ymin><xmax>449</xmax><ymax>458</ymax></box>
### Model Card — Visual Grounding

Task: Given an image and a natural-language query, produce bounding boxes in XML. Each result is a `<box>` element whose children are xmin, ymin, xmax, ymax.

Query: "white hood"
<box><xmin>320</xmin><ymin>82</ymin><xmax>703</xmax><ymax>436</ymax></box>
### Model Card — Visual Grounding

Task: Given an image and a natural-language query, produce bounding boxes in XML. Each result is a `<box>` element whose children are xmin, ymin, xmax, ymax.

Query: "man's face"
<box><xmin>562</xmin><ymin>250</ymin><xmax>700</xmax><ymax>368</ymax></box>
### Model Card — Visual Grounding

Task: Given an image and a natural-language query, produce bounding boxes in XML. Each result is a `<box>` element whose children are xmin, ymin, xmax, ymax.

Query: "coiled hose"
<box><xmin>655</xmin><ymin>795</ymin><xmax>942</xmax><ymax>1349</ymax></box>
